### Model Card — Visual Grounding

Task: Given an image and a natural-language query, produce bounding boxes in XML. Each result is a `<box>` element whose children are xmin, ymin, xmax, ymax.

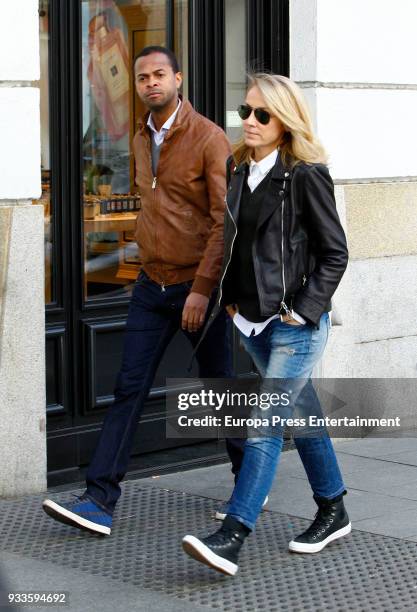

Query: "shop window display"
<box><xmin>82</xmin><ymin>0</ymin><xmax>187</xmax><ymax>300</ymax></box>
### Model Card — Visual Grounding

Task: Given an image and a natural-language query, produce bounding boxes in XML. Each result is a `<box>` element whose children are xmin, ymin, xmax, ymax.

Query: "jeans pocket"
<box><xmin>279</xmin><ymin>319</ymin><xmax>306</xmax><ymax>329</ymax></box>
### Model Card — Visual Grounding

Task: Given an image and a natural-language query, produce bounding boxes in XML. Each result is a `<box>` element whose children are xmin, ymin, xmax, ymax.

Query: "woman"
<box><xmin>182</xmin><ymin>73</ymin><xmax>350</xmax><ymax>576</ymax></box>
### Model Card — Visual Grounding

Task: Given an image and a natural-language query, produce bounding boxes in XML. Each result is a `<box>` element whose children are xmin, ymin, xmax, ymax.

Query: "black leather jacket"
<box><xmin>192</xmin><ymin>151</ymin><xmax>348</xmax><ymax>362</ymax></box>
<box><xmin>218</xmin><ymin>152</ymin><xmax>348</xmax><ymax>327</ymax></box>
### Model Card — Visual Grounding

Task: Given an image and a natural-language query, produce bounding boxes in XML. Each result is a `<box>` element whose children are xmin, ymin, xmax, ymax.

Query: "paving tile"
<box><xmin>342</xmin><ymin>467</ymin><xmax>417</xmax><ymax>494</ymax></box>
<box><xmin>3</xmin><ymin>482</ymin><xmax>417</xmax><ymax>611</ymax></box>
<box><xmin>1</xmin><ymin>550</ymin><xmax>208</xmax><ymax>612</ymax></box>
<box><xmin>353</xmin><ymin>508</ymin><xmax>417</xmax><ymax>539</ymax></box>
<box><xmin>404</xmin><ymin>534</ymin><xmax>417</xmax><ymax>542</ymax></box>
<box><xmin>333</xmin><ymin>437</ymin><xmax>417</xmax><ymax>458</ymax></box>
<box><xmin>265</xmin><ymin>482</ymin><xmax>417</xmax><ymax>524</ymax></box>
<box><xmin>335</xmin><ymin>489</ymin><xmax>417</xmax><ymax>522</ymax></box>
<box><xmin>370</xmin><ymin>449</ymin><xmax>417</xmax><ymax>466</ymax></box>
<box><xmin>383</xmin><ymin>480</ymin><xmax>417</xmax><ymax>501</ymax></box>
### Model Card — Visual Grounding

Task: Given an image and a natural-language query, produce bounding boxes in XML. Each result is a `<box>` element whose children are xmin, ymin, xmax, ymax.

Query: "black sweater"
<box><xmin>224</xmin><ymin>171</ymin><xmax>272</xmax><ymax>321</ymax></box>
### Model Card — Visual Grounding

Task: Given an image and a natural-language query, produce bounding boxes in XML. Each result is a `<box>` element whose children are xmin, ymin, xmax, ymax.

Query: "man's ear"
<box><xmin>176</xmin><ymin>71</ymin><xmax>183</xmax><ymax>90</ymax></box>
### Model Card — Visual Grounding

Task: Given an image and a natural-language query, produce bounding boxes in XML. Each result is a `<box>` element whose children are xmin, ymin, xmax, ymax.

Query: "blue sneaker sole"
<box><xmin>42</xmin><ymin>500</ymin><xmax>111</xmax><ymax>536</ymax></box>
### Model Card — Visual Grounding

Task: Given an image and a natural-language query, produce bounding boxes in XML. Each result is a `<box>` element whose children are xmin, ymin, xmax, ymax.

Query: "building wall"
<box><xmin>0</xmin><ymin>0</ymin><xmax>46</xmax><ymax>497</ymax></box>
<box><xmin>290</xmin><ymin>0</ymin><xmax>417</xmax><ymax>380</ymax></box>
<box><xmin>1</xmin><ymin>1</ymin><xmax>416</xmax><ymax>496</ymax></box>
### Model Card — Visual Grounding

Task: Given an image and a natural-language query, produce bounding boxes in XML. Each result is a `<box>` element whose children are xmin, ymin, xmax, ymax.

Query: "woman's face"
<box><xmin>242</xmin><ymin>86</ymin><xmax>285</xmax><ymax>159</ymax></box>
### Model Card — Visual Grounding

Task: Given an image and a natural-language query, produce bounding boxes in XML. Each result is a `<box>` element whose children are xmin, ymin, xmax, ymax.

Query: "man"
<box><xmin>42</xmin><ymin>46</ymin><xmax>245</xmax><ymax>535</ymax></box>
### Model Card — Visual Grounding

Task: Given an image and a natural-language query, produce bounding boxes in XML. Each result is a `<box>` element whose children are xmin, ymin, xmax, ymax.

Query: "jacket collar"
<box><xmin>137</xmin><ymin>96</ymin><xmax>195</xmax><ymax>140</ymax></box>
<box><xmin>226</xmin><ymin>163</ymin><xmax>246</xmax><ymax>223</ymax></box>
<box><xmin>227</xmin><ymin>151</ymin><xmax>292</xmax><ymax>227</ymax></box>
<box><xmin>231</xmin><ymin>149</ymin><xmax>291</xmax><ymax>178</ymax></box>
<box><xmin>271</xmin><ymin>150</ymin><xmax>292</xmax><ymax>180</ymax></box>
<box><xmin>257</xmin><ymin>151</ymin><xmax>292</xmax><ymax>228</ymax></box>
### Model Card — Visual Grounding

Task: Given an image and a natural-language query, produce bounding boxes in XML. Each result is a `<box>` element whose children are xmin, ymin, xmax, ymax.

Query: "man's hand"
<box><xmin>182</xmin><ymin>292</ymin><xmax>210</xmax><ymax>332</ymax></box>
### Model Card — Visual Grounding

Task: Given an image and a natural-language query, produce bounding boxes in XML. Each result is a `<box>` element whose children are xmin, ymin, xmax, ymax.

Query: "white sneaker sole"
<box><xmin>182</xmin><ymin>535</ymin><xmax>238</xmax><ymax>576</ymax></box>
<box><xmin>288</xmin><ymin>522</ymin><xmax>351</xmax><ymax>554</ymax></box>
<box><xmin>215</xmin><ymin>495</ymin><xmax>269</xmax><ymax>521</ymax></box>
<box><xmin>42</xmin><ymin>499</ymin><xmax>111</xmax><ymax>536</ymax></box>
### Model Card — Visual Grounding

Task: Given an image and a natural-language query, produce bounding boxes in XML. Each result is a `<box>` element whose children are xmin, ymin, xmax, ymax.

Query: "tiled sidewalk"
<box><xmin>1</xmin><ymin>438</ymin><xmax>417</xmax><ymax>612</ymax></box>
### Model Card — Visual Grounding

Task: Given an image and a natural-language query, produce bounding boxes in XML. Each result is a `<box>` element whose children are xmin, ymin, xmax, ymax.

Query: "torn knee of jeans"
<box><xmin>276</xmin><ymin>346</ymin><xmax>296</xmax><ymax>356</ymax></box>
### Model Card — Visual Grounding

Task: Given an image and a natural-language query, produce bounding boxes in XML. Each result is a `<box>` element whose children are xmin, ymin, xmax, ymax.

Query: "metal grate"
<box><xmin>1</xmin><ymin>482</ymin><xmax>417</xmax><ymax>611</ymax></box>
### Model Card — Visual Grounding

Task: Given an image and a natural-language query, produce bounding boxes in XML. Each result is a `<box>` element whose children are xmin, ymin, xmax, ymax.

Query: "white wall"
<box><xmin>290</xmin><ymin>0</ymin><xmax>417</xmax><ymax>180</ymax></box>
<box><xmin>0</xmin><ymin>0</ymin><xmax>41</xmax><ymax>200</ymax></box>
<box><xmin>290</xmin><ymin>0</ymin><xmax>417</xmax><ymax>386</ymax></box>
<box><xmin>0</xmin><ymin>1</ymin><xmax>40</xmax><ymax>81</ymax></box>
<box><xmin>316</xmin><ymin>0</ymin><xmax>417</xmax><ymax>84</ymax></box>
<box><xmin>317</xmin><ymin>88</ymin><xmax>417</xmax><ymax>179</ymax></box>
<box><xmin>0</xmin><ymin>88</ymin><xmax>41</xmax><ymax>199</ymax></box>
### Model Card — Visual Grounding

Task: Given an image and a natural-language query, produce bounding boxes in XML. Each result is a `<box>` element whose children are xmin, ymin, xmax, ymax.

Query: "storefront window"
<box><xmin>225</xmin><ymin>0</ymin><xmax>247</xmax><ymax>141</ymax></box>
<box><xmin>34</xmin><ymin>0</ymin><xmax>53</xmax><ymax>304</ymax></box>
<box><xmin>174</xmin><ymin>0</ymin><xmax>188</xmax><ymax>101</ymax></box>
<box><xmin>82</xmin><ymin>0</ymin><xmax>187</xmax><ymax>301</ymax></box>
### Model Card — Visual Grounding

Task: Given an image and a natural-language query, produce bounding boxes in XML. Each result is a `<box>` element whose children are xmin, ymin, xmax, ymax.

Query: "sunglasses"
<box><xmin>237</xmin><ymin>104</ymin><xmax>271</xmax><ymax>125</ymax></box>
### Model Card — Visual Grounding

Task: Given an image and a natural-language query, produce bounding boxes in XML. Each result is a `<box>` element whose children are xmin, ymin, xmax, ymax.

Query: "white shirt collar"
<box><xmin>147</xmin><ymin>100</ymin><xmax>181</xmax><ymax>135</ymax></box>
<box><xmin>249</xmin><ymin>148</ymin><xmax>278</xmax><ymax>177</ymax></box>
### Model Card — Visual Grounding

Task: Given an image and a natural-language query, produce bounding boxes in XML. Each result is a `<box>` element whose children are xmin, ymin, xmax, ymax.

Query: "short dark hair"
<box><xmin>133</xmin><ymin>46</ymin><xmax>180</xmax><ymax>74</ymax></box>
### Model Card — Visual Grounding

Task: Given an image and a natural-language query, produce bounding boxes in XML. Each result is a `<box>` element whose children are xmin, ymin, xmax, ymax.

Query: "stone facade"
<box><xmin>0</xmin><ymin>0</ymin><xmax>416</xmax><ymax>496</ymax></box>
<box><xmin>291</xmin><ymin>0</ymin><xmax>417</xmax><ymax>382</ymax></box>
<box><xmin>0</xmin><ymin>0</ymin><xmax>46</xmax><ymax>496</ymax></box>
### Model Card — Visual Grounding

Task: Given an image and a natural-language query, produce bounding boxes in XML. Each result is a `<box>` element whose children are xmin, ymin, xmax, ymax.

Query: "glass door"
<box><xmin>81</xmin><ymin>0</ymin><xmax>188</xmax><ymax>302</ymax></box>
<box><xmin>45</xmin><ymin>0</ymin><xmax>193</xmax><ymax>482</ymax></box>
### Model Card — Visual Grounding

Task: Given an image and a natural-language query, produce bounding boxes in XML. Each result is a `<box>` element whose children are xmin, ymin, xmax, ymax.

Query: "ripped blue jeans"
<box><xmin>227</xmin><ymin>312</ymin><xmax>345</xmax><ymax>531</ymax></box>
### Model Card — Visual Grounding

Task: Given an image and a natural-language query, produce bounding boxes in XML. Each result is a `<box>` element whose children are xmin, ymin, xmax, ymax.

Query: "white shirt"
<box><xmin>247</xmin><ymin>148</ymin><xmax>278</xmax><ymax>192</ymax></box>
<box><xmin>232</xmin><ymin>148</ymin><xmax>306</xmax><ymax>337</ymax></box>
<box><xmin>147</xmin><ymin>100</ymin><xmax>181</xmax><ymax>146</ymax></box>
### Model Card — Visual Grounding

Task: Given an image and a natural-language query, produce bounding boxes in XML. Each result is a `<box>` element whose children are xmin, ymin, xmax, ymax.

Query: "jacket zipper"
<box><xmin>280</xmin><ymin>179</ymin><xmax>291</xmax><ymax>316</ymax></box>
<box><xmin>217</xmin><ymin>197</ymin><xmax>237</xmax><ymax>307</ymax></box>
<box><xmin>146</xmin><ymin>138</ymin><xmax>165</xmax><ymax>290</ymax></box>
<box><xmin>151</xmin><ymin>175</ymin><xmax>165</xmax><ymax>291</ymax></box>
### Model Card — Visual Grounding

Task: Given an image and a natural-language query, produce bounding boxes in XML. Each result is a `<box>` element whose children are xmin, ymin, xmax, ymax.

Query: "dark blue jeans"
<box><xmin>86</xmin><ymin>271</ymin><xmax>245</xmax><ymax>514</ymax></box>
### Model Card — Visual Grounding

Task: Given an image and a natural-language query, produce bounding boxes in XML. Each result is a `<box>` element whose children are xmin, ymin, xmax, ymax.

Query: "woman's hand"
<box><xmin>226</xmin><ymin>304</ymin><xmax>239</xmax><ymax>319</ymax></box>
<box><xmin>281</xmin><ymin>313</ymin><xmax>303</xmax><ymax>326</ymax></box>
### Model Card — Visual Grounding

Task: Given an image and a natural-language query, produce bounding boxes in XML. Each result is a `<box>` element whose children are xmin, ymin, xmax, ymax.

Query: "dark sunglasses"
<box><xmin>237</xmin><ymin>104</ymin><xmax>271</xmax><ymax>125</ymax></box>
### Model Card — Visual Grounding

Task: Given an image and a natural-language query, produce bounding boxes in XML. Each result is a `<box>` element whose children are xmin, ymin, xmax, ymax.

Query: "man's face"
<box><xmin>134</xmin><ymin>52</ymin><xmax>182</xmax><ymax>111</ymax></box>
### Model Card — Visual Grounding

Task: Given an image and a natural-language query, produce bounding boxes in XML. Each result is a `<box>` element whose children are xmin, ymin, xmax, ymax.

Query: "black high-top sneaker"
<box><xmin>289</xmin><ymin>492</ymin><xmax>351</xmax><ymax>553</ymax></box>
<box><xmin>182</xmin><ymin>516</ymin><xmax>251</xmax><ymax>576</ymax></box>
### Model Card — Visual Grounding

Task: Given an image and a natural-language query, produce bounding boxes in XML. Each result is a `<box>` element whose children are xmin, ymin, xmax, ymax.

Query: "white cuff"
<box><xmin>290</xmin><ymin>310</ymin><xmax>306</xmax><ymax>325</ymax></box>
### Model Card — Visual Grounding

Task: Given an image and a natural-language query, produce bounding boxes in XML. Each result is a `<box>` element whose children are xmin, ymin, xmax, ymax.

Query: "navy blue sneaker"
<box><xmin>42</xmin><ymin>494</ymin><xmax>112</xmax><ymax>535</ymax></box>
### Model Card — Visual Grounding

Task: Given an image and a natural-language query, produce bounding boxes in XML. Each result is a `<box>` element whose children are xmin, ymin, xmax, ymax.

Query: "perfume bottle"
<box><xmin>87</xmin><ymin>12</ymin><xmax>130</xmax><ymax>142</ymax></box>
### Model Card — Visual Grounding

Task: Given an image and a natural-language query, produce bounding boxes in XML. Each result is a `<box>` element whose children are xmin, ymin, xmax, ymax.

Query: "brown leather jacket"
<box><xmin>132</xmin><ymin>99</ymin><xmax>231</xmax><ymax>297</ymax></box>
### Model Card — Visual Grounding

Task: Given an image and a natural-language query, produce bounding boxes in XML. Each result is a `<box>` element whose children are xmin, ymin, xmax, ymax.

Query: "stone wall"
<box><xmin>290</xmin><ymin>0</ymin><xmax>417</xmax><ymax>380</ymax></box>
<box><xmin>0</xmin><ymin>0</ymin><xmax>46</xmax><ymax>497</ymax></box>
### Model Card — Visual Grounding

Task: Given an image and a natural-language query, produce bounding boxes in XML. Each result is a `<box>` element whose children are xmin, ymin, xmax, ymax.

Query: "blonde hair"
<box><xmin>233</xmin><ymin>73</ymin><xmax>328</xmax><ymax>168</ymax></box>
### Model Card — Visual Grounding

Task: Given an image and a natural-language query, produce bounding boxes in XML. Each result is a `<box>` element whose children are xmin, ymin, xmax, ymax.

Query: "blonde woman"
<box><xmin>182</xmin><ymin>74</ymin><xmax>350</xmax><ymax>576</ymax></box>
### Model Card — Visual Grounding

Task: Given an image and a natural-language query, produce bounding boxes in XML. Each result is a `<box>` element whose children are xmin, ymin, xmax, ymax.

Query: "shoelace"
<box><xmin>304</xmin><ymin>508</ymin><xmax>334</xmax><ymax>537</ymax></box>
